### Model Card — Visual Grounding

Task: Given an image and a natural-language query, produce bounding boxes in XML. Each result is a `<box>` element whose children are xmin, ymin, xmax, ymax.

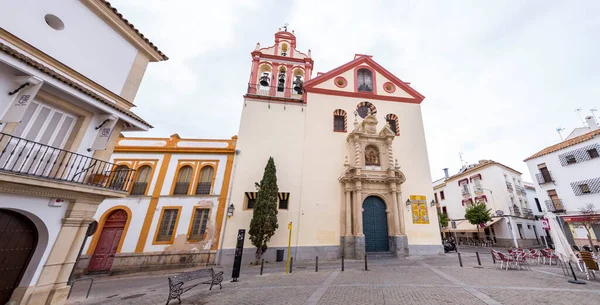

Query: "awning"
<box><xmin>442</xmin><ymin>217</ymin><xmax>502</xmax><ymax>233</ymax></box>
<box><xmin>562</xmin><ymin>215</ymin><xmax>600</xmax><ymax>223</ymax></box>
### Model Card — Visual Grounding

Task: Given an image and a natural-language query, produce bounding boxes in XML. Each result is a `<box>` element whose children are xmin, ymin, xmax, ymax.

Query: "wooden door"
<box><xmin>88</xmin><ymin>210</ymin><xmax>127</xmax><ymax>272</ymax></box>
<box><xmin>0</xmin><ymin>209</ymin><xmax>37</xmax><ymax>305</ymax></box>
<box><xmin>362</xmin><ymin>196</ymin><xmax>389</xmax><ymax>252</ymax></box>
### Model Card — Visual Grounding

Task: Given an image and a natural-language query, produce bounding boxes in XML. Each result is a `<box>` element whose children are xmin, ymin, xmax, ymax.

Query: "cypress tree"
<box><xmin>249</xmin><ymin>157</ymin><xmax>279</xmax><ymax>263</ymax></box>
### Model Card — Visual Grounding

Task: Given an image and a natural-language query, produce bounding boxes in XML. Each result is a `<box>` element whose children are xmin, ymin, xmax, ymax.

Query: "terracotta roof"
<box><xmin>102</xmin><ymin>1</ymin><xmax>168</xmax><ymax>60</ymax></box>
<box><xmin>0</xmin><ymin>42</ymin><xmax>152</xmax><ymax>128</ymax></box>
<box><xmin>445</xmin><ymin>160</ymin><xmax>522</xmax><ymax>182</ymax></box>
<box><xmin>524</xmin><ymin>128</ymin><xmax>600</xmax><ymax>161</ymax></box>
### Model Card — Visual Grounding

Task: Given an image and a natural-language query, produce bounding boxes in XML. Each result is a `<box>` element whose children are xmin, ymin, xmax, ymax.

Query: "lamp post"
<box><xmin>481</xmin><ymin>188</ymin><xmax>497</xmax><ymax>214</ymax></box>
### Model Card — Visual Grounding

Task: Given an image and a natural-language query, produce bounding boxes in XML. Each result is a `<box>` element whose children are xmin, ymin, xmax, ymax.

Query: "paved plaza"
<box><xmin>67</xmin><ymin>250</ymin><xmax>600</xmax><ymax>305</ymax></box>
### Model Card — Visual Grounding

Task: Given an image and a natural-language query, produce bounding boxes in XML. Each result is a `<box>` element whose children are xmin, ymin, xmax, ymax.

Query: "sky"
<box><xmin>116</xmin><ymin>0</ymin><xmax>600</xmax><ymax>182</ymax></box>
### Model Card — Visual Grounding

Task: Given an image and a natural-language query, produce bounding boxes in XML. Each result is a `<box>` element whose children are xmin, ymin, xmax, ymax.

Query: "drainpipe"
<box><xmin>216</xmin><ymin>149</ymin><xmax>239</xmax><ymax>265</ymax></box>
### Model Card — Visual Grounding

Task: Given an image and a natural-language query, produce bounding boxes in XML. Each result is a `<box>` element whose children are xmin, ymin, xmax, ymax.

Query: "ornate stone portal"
<box><xmin>339</xmin><ymin>112</ymin><xmax>408</xmax><ymax>258</ymax></box>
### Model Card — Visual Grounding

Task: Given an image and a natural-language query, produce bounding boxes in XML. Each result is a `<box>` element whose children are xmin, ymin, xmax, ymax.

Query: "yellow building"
<box><xmin>0</xmin><ymin>1</ymin><xmax>166</xmax><ymax>304</ymax></box>
<box><xmin>78</xmin><ymin>134</ymin><xmax>236</xmax><ymax>274</ymax></box>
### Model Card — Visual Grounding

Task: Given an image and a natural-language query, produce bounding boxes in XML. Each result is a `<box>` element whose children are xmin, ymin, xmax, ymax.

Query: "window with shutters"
<box><xmin>357</xmin><ymin>68</ymin><xmax>373</xmax><ymax>92</ymax></box>
<box><xmin>155</xmin><ymin>207</ymin><xmax>181</xmax><ymax>243</ymax></box>
<box><xmin>196</xmin><ymin>166</ymin><xmax>214</xmax><ymax>195</ymax></box>
<box><xmin>588</xmin><ymin>148</ymin><xmax>599</xmax><ymax>159</ymax></box>
<box><xmin>173</xmin><ymin>166</ymin><xmax>193</xmax><ymax>195</ymax></box>
<box><xmin>130</xmin><ymin>165</ymin><xmax>151</xmax><ymax>195</ymax></box>
<box><xmin>188</xmin><ymin>208</ymin><xmax>210</xmax><ymax>242</ymax></box>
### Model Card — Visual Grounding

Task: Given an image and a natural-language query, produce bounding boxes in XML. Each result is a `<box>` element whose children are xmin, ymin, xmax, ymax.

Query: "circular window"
<box><xmin>45</xmin><ymin>14</ymin><xmax>65</xmax><ymax>31</ymax></box>
<box><xmin>334</xmin><ymin>76</ymin><xmax>347</xmax><ymax>88</ymax></box>
<box><xmin>383</xmin><ymin>82</ymin><xmax>396</xmax><ymax>93</ymax></box>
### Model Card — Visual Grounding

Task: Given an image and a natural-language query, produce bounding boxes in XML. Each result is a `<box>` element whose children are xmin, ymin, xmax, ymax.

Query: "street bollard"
<box><xmin>476</xmin><ymin>252</ymin><xmax>482</xmax><ymax>266</ymax></box>
<box><xmin>316</xmin><ymin>256</ymin><xmax>319</xmax><ymax>272</ymax></box>
<box><xmin>458</xmin><ymin>252</ymin><xmax>463</xmax><ymax>267</ymax></box>
<box><xmin>364</xmin><ymin>254</ymin><xmax>368</xmax><ymax>271</ymax></box>
<box><xmin>260</xmin><ymin>259</ymin><xmax>264</xmax><ymax>275</ymax></box>
<box><xmin>342</xmin><ymin>255</ymin><xmax>345</xmax><ymax>271</ymax></box>
<box><xmin>290</xmin><ymin>257</ymin><xmax>293</xmax><ymax>273</ymax></box>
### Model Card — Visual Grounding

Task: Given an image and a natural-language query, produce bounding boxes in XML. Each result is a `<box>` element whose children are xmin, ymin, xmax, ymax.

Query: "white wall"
<box><xmin>0</xmin><ymin>194</ymin><xmax>66</xmax><ymax>286</ymax></box>
<box><xmin>0</xmin><ymin>0</ymin><xmax>137</xmax><ymax>93</ymax></box>
<box><xmin>525</xmin><ymin>137</ymin><xmax>600</xmax><ymax>214</ymax></box>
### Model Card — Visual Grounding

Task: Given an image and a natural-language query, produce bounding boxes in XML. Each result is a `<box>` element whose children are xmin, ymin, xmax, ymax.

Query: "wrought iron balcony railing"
<box><xmin>246</xmin><ymin>83</ymin><xmax>303</xmax><ymax>100</ymax></box>
<box><xmin>195</xmin><ymin>182</ymin><xmax>211</xmax><ymax>195</ymax></box>
<box><xmin>0</xmin><ymin>132</ymin><xmax>135</xmax><ymax>191</ymax></box>
<box><xmin>506</xmin><ymin>181</ymin><xmax>513</xmax><ymax>191</ymax></box>
<box><xmin>509</xmin><ymin>205</ymin><xmax>521</xmax><ymax>216</ymax></box>
<box><xmin>461</xmin><ymin>188</ymin><xmax>470</xmax><ymax>195</ymax></box>
<box><xmin>536</xmin><ymin>171</ymin><xmax>554</xmax><ymax>184</ymax></box>
<box><xmin>545</xmin><ymin>199</ymin><xmax>565</xmax><ymax>213</ymax></box>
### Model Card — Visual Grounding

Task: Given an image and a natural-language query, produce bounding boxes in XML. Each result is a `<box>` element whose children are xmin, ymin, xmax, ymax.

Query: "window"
<box><xmin>566</xmin><ymin>155</ymin><xmax>577</xmax><ymax>165</ymax></box>
<box><xmin>385</xmin><ymin>114</ymin><xmax>399</xmax><ymax>136</ymax></box>
<box><xmin>579</xmin><ymin>184</ymin><xmax>591</xmax><ymax>194</ymax></box>
<box><xmin>434</xmin><ymin>193</ymin><xmax>439</xmax><ymax>203</ymax></box>
<box><xmin>440</xmin><ymin>191</ymin><xmax>445</xmax><ymax>200</ymax></box>
<box><xmin>517</xmin><ymin>224</ymin><xmax>524</xmax><ymax>239</ymax></box>
<box><xmin>538</xmin><ymin>164</ymin><xmax>552</xmax><ymax>183</ymax></box>
<box><xmin>196</xmin><ymin>166</ymin><xmax>214</xmax><ymax>195</ymax></box>
<box><xmin>246</xmin><ymin>192</ymin><xmax>257</xmax><ymax>209</ymax></box>
<box><xmin>188</xmin><ymin>208</ymin><xmax>209</xmax><ymax>241</ymax></box>
<box><xmin>534</xmin><ymin>198</ymin><xmax>542</xmax><ymax>212</ymax></box>
<box><xmin>173</xmin><ymin>166</ymin><xmax>193</xmax><ymax>195</ymax></box>
<box><xmin>588</xmin><ymin>148</ymin><xmax>599</xmax><ymax>159</ymax></box>
<box><xmin>130</xmin><ymin>165</ymin><xmax>151</xmax><ymax>195</ymax></box>
<box><xmin>278</xmin><ymin>192</ymin><xmax>290</xmax><ymax>209</ymax></box>
<box><xmin>333</xmin><ymin>109</ymin><xmax>347</xmax><ymax>132</ymax></box>
<box><xmin>357</xmin><ymin>68</ymin><xmax>373</xmax><ymax>92</ymax></box>
<box><xmin>110</xmin><ymin>165</ymin><xmax>130</xmax><ymax>190</ymax></box>
<box><xmin>156</xmin><ymin>208</ymin><xmax>180</xmax><ymax>242</ymax></box>
<box><xmin>356</xmin><ymin>102</ymin><xmax>376</xmax><ymax>119</ymax></box>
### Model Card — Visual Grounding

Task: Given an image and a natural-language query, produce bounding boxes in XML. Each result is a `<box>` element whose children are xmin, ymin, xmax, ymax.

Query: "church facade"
<box><xmin>219</xmin><ymin>29</ymin><xmax>442</xmax><ymax>264</ymax></box>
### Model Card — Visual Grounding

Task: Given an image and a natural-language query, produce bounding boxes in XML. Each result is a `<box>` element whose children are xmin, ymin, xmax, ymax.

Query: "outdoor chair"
<box><xmin>579</xmin><ymin>251</ymin><xmax>598</xmax><ymax>280</ymax></box>
<box><xmin>540</xmin><ymin>249</ymin><xmax>557</xmax><ymax>265</ymax></box>
<box><xmin>495</xmin><ymin>251</ymin><xmax>516</xmax><ymax>270</ymax></box>
<box><xmin>527</xmin><ymin>249</ymin><xmax>540</xmax><ymax>265</ymax></box>
<box><xmin>514</xmin><ymin>252</ymin><xmax>532</xmax><ymax>270</ymax></box>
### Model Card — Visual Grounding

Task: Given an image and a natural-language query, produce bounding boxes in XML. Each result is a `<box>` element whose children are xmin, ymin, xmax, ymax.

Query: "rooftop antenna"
<box><xmin>459</xmin><ymin>152</ymin><xmax>466</xmax><ymax>167</ymax></box>
<box><xmin>575</xmin><ymin>108</ymin><xmax>585</xmax><ymax>126</ymax></box>
<box><xmin>591</xmin><ymin>108</ymin><xmax>599</xmax><ymax>126</ymax></box>
<box><xmin>556</xmin><ymin>127</ymin><xmax>565</xmax><ymax>141</ymax></box>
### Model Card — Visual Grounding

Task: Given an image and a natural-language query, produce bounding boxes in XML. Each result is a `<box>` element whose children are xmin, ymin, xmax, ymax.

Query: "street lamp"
<box><xmin>227</xmin><ymin>203</ymin><xmax>235</xmax><ymax>218</ymax></box>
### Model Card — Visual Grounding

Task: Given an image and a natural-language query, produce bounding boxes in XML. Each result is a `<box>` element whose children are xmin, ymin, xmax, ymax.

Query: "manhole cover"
<box><xmin>121</xmin><ymin>293</ymin><xmax>146</xmax><ymax>300</ymax></box>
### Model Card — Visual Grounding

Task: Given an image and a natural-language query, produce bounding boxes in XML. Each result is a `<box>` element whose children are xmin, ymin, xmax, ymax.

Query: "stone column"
<box><xmin>390</xmin><ymin>190</ymin><xmax>401</xmax><ymax>235</ymax></box>
<box><xmin>396</xmin><ymin>190</ymin><xmax>406</xmax><ymax>235</ymax></box>
<box><xmin>354</xmin><ymin>184</ymin><xmax>365</xmax><ymax>259</ymax></box>
<box><xmin>391</xmin><ymin>189</ymin><xmax>408</xmax><ymax>257</ymax></box>
<box><xmin>26</xmin><ymin>198</ymin><xmax>100</xmax><ymax>305</ymax></box>
<box><xmin>343</xmin><ymin>187</ymin><xmax>355</xmax><ymax>258</ymax></box>
<box><xmin>345</xmin><ymin>189</ymin><xmax>352</xmax><ymax>235</ymax></box>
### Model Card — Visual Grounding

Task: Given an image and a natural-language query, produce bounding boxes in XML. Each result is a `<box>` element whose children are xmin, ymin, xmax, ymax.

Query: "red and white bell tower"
<box><xmin>245</xmin><ymin>27</ymin><xmax>314</xmax><ymax>101</ymax></box>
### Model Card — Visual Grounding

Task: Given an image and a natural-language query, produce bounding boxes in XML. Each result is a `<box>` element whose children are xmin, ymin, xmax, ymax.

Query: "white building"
<box><xmin>524</xmin><ymin>116</ymin><xmax>600</xmax><ymax>247</ymax></box>
<box><xmin>0</xmin><ymin>1</ymin><xmax>166</xmax><ymax>304</ymax></box>
<box><xmin>434</xmin><ymin>160</ymin><xmax>545</xmax><ymax>248</ymax></box>
<box><xmin>77</xmin><ymin>135</ymin><xmax>236</xmax><ymax>275</ymax></box>
<box><xmin>219</xmin><ymin>29</ymin><xmax>442</xmax><ymax>264</ymax></box>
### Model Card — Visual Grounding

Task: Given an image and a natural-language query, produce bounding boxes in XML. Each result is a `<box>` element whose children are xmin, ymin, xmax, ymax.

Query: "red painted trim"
<box><xmin>256</xmin><ymin>53</ymin><xmax>312</xmax><ymax>64</ymax></box>
<box><xmin>383</xmin><ymin>81</ymin><xmax>396</xmax><ymax>93</ymax></box>
<box><xmin>458</xmin><ymin>178</ymin><xmax>469</xmax><ymax>185</ymax></box>
<box><xmin>305</xmin><ymin>88</ymin><xmax>421</xmax><ymax>104</ymax></box>
<box><xmin>469</xmin><ymin>174</ymin><xmax>482</xmax><ymax>182</ymax></box>
<box><xmin>244</xmin><ymin>94</ymin><xmax>305</xmax><ymax>104</ymax></box>
<box><xmin>304</xmin><ymin>55</ymin><xmax>424</xmax><ymax>102</ymax></box>
<box><xmin>334</xmin><ymin>76</ymin><xmax>347</xmax><ymax>88</ymax></box>
<box><xmin>474</xmin><ymin>195</ymin><xmax>488</xmax><ymax>202</ymax></box>
<box><xmin>354</xmin><ymin>65</ymin><xmax>377</xmax><ymax>94</ymax></box>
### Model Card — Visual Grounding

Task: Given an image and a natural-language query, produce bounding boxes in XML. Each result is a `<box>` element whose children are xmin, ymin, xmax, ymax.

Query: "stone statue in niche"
<box><xmin>365</xmin><ymin>146</ymin><xmax>380</xmax><ymax>166</ymax></box>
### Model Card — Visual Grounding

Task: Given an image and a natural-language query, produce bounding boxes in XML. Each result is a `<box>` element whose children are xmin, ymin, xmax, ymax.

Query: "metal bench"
<box><xmin>166</xmin><ymin>268</ymin><xmax>223</xmax><ymax>304</ymax></box>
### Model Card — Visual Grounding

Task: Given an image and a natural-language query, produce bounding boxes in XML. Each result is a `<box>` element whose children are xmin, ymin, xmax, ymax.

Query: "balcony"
<box><xmin>461</xmin><ymin>188</ymin><xmax>470</xmax><ymax>196</ymax></box>
<box><xmin>536</xmin><ymin>171</ymin><xmax>554</xmax><ymax>184</ymax></box>
<box><xmin>195</xmin><ymin>182</ymin><xmax>211</xmax><ymax>195</ymax></box>
<box><xmin>545</xmin><ymin>199</ymin><xmax>565</xmax><ymax>213</ymax></box>
<box><xmin>506</xmin><ymin>181</ymin><xmax>513</xmax><ymax>192</ymax></box>
<box><xmin>522</xmin><ymin>208</ymin><xmax>534</xmax><ymax>219</ymax></box>
<box><xmin>509</xmin><ymin>205</ymin><xmax>521</xmax><ymax>216</ymax></box>
<box><xmin>473</xmin><ymin>185</ymin><xmax>483</xmax><ymax>194</ymax></box>
<box><xmin>515</xmin><ymin>185</ymin><xmax>526</xmax><ymax>196</ymax></box>
<box><xmin>0</xmin><ymin>132</ymin><xmax>135</xmax><ymax>191</ymax></box>
<box><xmin>246</xmin><ymin>83</ymin><xmax>303</xmax><ymax>101</ymax></box>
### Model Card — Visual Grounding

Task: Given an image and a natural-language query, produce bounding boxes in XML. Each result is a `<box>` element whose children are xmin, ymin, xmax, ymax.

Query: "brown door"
<box><xmin>88</xmin><ymin>210</ymin><xmax>127</xmax><ymax>272</ymax></box>
<box><xmin>0</xmin><ymin>209</ymin><xmax>37</xmax><ymax>305</ymax></box>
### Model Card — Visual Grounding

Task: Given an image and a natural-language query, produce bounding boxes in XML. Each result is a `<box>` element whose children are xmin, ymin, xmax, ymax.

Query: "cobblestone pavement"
<box><xmin>67</xmin><ymin>252</ymin><xmax>600</xmax><ymax>305</ymax></box>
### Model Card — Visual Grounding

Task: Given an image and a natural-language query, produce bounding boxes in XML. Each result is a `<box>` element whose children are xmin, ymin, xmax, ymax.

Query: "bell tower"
<box><xmin>245</xmin><ymin>27</ymin><xmax>313</xmax><ymax>101</ymax></box>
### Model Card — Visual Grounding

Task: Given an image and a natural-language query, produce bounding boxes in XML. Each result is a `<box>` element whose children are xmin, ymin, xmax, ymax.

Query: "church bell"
<box><xmin>259</xmin><ymin>73</ymin><xmax>270</xmax><ymax>86</ymax></box>
<box><xmin>278</xmin><ymin>72</ymin><xmax>286</xmax><ymax>84</ymax></box>
<box><xmin>293</xmin><ymin>76</ymin><xmax>303</xmax><ymax>94</ymax></box>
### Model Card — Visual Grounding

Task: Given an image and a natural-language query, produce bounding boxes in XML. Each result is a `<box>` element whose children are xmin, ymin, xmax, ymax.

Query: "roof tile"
<box><xmin>524</xmin><ymin>128</ymin><xmax>600</xmax><ymax>161</ymax></box>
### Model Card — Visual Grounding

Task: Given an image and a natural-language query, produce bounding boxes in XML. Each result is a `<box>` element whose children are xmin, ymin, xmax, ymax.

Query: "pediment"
<box><xmin>304</xmin><ymin>55</ymin><xmax>424</xmax><ymax>104</ymax></box>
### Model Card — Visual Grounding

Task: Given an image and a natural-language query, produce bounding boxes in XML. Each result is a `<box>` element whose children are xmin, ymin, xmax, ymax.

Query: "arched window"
<box><xmin>281</xmin><ymin>43</ymin><xmax>289</xmax><ymax>56</ymax></box>
<box><xmin>365</xmin><ymin>145</ymin><xmax>380</xmax><ymax>166</ymax></box>
<box><xmin>333</xmin><ymin>109</ymin><xmax>347</xmax><ymax>132</ymax></box>
<box><xmin>173</xmin><ymin>165</ymin><xmax>193</xmax><ymax>195</ymax></box>
<box><xmin>385</xmin><ymin>114</ymin><xmax>399</xmax><ymax>136</ymax></box>
<box><xmin>110</xmin><ymin>165</ymin><xmax>130</xmax><ymax>190</ymax></box>
<box><xmin>131</xmin><ymin>165</ymin><xmax>151</xmax><ymax>195</ymax></box>
<box><xmin>356</xmin><ymin>101</ymin><xmax>376</xmax><ymax>118</ymax></box>
<box><xmin>357</xmin><ymin>68</ymin><xmax>373</xmax><ymax>92</ymax></box>
<box><xmin>196</xmin><ymin>166</ymin><xmax>214</xmax><ymax>195</ymax></box>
